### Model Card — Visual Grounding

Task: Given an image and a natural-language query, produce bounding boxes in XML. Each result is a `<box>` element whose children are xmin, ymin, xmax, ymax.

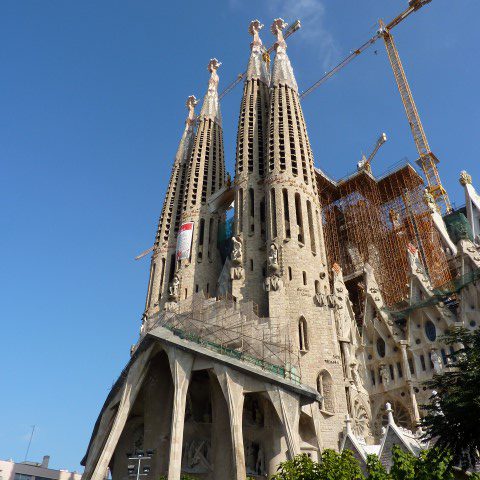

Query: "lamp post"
<box><xmin>126</xmin><ymin>449</ymin><xmax>154</xmax><ymax>480</ymax></box>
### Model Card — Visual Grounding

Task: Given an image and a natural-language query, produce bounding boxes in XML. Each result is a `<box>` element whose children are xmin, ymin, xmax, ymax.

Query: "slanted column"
<box><xmin>87</xmin><ymin>346</ymin><xmax>153</xmax><ymax>480</ymax></box>
<box><xmin>214</xmin><ymin>365</ymin><xmax>246</xmax><ymax>480</ymax></box>
<box><xmin>166</xmin><ymin>348</ymin><xmax>194</xmax><ymax>480</ymax></box>
<box><xmin>400</xmin><ymin>341</ymin><xmax>420</xmax><ymax>424</ymax></box>
<box><xmin>267</xmin><ymin>386</ymin><xmax>301</xmax><ymax>458</ymax></box>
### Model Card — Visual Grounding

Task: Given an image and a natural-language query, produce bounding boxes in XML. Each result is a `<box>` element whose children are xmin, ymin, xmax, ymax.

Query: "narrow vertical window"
<box><xmin>270</xmin><ymin>188</ymin><xmax>277</xmax><ymax>239</ymax></box>
<box><xmin>238</xmin><ymin>189</ymin><xmax>244</xmax><ymax>233</ymax></box>
<box><xmin>303</xmin><ymin>271</ymin><xmax>307</xmax><ymax>285</ymax></box>
<box><xmin>288</xmin><ymin>266</ymin><xmax>293</xmax><ymax>281</ymax></box>
<box><xmin>199</xmin><ymin>219</ymin><xmax>205</xmax><ymax>246</ymax></box>
<box><xmin>184</xmin><ymin>288</ymin><xmax>188</xmax><ymax>299</ymax></box>
<box><xmin>299</xmin><ymin>317</ymin><xmax>308</xmax><ymax>351</ymax></box>
<box><xmin>307</xmin><ymin>200</ymin><xmax>316</xmax><ymax>253</ymax></box>
<box><xmin>249</xmin><ymin>188</ymin><xmax>255</xmax><ymax>233</ymax></box>
<box><xmin>295</xmin><ymin>193</ymin><xmax>304</xmax><ymax>243</ymax></box>
<box><xmin>283</xmin><ymin>189</ymin><xmax>291</xmax><ymax>238</ymax></box>
<box><xmin>250</xmin><ymin>259</ymin><xmax>254</xmax><ymax>271</ymax></box>
<box><xmin>207</xmin><ymin>217</ymin><xmax>214</xmax><ymax>259</ymax></box>
<box><xmin>146</xmin><ymin>262</ymin><xmax>156</xmax><ymax>308</ymax></box>
<box><xmin>168</xmin><ymin>254</ymin><xmax>176</xmax><ymax>282</ymax></box>
<box><xmin>158</xmin><ymin>258</ymin><xmax>166</xmax><ymax>300</ymax></box>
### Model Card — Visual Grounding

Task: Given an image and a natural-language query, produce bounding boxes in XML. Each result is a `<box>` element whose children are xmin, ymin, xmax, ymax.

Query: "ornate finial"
<box><xmin>271</xmin><ymin>18</ymin><xmax>288</xmax><ymax>49</ymax></box>
<box><xmin>249</xmin><ymin>19</ymin><xmax>264</xmax><ymax>47</ymax></box>
<box><xmin>185</xmin><ymin>95</ymin><xmax>198</xmax><ymax>126</ymax></box>
<box><xmin>208</xmin><ymin>58</ymin><xmax>222</xmax><ymax>74</ymax></box>
<box><xmin>460</xmin><ymin>170</ymin><xmax>472</xmax><ymax>186</ymax></box>
<box><xmin>385</xmin><ymin>402</ymin><xmax>395</xmax><ymax>426</ymax></box>
<box><xmin>207</xmin><ymin>58</ymin><xmax>221</xmax><ymax>94</ymax></box>
<box><xmin>344</xmin><ymin>414</ymin><xmax>352</xmax><ymax>434</ymax></box>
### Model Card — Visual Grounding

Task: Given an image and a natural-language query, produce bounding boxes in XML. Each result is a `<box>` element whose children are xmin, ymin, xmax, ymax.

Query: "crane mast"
<box><xmin>380</xmin><ymin>18</ymin><xmax>452</xmax><ymax>213</ymax></box>
<box><xmin>300</xmin><ymin>0</ymin><xmax>452</xmax><ymax>214</ymax></box>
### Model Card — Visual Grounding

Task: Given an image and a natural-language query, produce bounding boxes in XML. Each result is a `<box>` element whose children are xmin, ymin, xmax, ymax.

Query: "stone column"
<box><xmin>214</xmin><ymin>365</ymin><xmax>246</xmax><ymax>480</ymax></box>
<box><xmin>400</xmin><ymin>341</ymin><xmax>420</xmax><ymax>424</ymax></box>
<box><xmin>87</xmin><ymin>346</ymin><xmax>153</xmax><ymax>480</ymax></box>
<box><xmin>267</xmin><ymin>387</ymin><xmax>300</xmax><ymax>458</ymax></box>
<box><xmin>166</xmin><ymin>347</ymin><xmax>194</xmax><ymax>480</ymax></box>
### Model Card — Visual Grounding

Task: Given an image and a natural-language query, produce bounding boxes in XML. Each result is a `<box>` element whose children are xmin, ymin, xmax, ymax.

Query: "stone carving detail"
<box><xmin>423</xmin><ymin>188</ymin><xmax>439</xmax><ymax>213</ymax></box>
<box><xmin>268</xmin><ymin>242</ymin><xmax>279</xmax><ymax>271</ymax></box>
<box><xmin>168</xmin><ymin>274</ymin><xmax>180</xmax><ymax>300</ymax></box>
<box><xmin>459</xmin><ymin>170</ymin><xmax>472</xmax><ymax>186</ymax></box>
<box><xmin>264</xmin><ymin>274</ymin><xmax>282</xmax><ymax>292</ymax></box>
<box><xmin>379</xmin><ymin>364</ymin><xmax>390</xmax><ymax>387</ymax></box>
<box><xmin>182</xmin><ymin>439</ymin><xmax>212</xmax><ymax>473</ymax></box>
<box><xmin>430</xmin><ymin>349</ymin><xmax>443</xmax><ymax>374</ymax></box>
<box><xmin>245</xmin><ymin>441</ymin><xmax>265</xmax><ymax>476</ymax></box>
<box><xmin>389</xmin><ymin>208</ymin><xmax>401</xmax><ymax>229</ymax></box>
<box><xmin>231</xmin><ymin>235</ymin><xmax>243</xmax><ymax>264</ymax></box>
<box><xmin>230</xmin><ymin>235</ymin><xmax>244</xmax><ymax>280</ymax></box>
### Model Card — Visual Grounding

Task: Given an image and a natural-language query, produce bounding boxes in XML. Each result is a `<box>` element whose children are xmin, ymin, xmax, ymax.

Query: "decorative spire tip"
<box><xmin>208</xmin><ymin>58</ymin><xmax>222</xmax><ymax>73</ymax></box>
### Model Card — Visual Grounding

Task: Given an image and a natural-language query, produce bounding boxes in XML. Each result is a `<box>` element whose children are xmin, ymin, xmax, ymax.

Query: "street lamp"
<box><xmin>126</xmin><ymin>450</ymin><xmax>154</xmax><ymax>480</ymax></box>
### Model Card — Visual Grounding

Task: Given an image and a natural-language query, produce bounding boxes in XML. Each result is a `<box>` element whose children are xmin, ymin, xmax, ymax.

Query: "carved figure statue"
<box><xmin>268</xmin><ymin>242</ymin><xmax>279</xmax><ymax>268</ymax></box>
<box><xmin>350</xmin><ymin>361</ymin><xmax>361</xmax><ymax>388</ymax></box>
<box><xmin>169</xmin><ymin>274</ymin><xmax>180</xmax><ymax>299</ymax></box>
<box><xmin>389</xmin><ymin>208</ymin><xmax>401</xmax><ymax>229</ymax></box>
<box><xmin>255</xmin><ymin>445</ymin><xmax>265</xmax><ymax>475</ymax></box>
<box><xmin>245</xmin><ymin>443</ymin><xmax>256</xmax><ymax>473</ymax></box>
<box><xmin>379</xmin><ymin>364</ymin><xmax>390</xmax><ymax>387</ymax></box>
<box><xmin>430</xmin><ymin>349</ymin><xmax>443</xmax><ymax>374</ymax></box>
<box><xmin>423</xmin><ymin>188</ymin><xmax>439</xmax><ymax>213</ymax></box>
<box><xmin>231</xmin><ymin>235</ymin><xmax>243</xmax><ymax>264</ymax></box>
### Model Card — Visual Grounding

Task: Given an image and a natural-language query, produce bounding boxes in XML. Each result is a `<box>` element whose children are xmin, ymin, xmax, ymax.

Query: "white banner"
<box><xmin>176</xmin><ymin>222</ymin><xmax>194</xmax><ymax>260</ymax></box>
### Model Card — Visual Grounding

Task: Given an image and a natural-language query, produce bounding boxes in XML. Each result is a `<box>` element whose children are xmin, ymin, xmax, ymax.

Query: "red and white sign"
<box><xmin>176</xmin><ymin>222</ymin><xmax>194</xmax><ymax>260</ymax></box>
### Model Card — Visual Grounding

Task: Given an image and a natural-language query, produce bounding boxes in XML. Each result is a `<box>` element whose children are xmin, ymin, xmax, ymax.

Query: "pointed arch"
<box><xmin>317</xmin><ymin>369</ymin><xmax>335</xmax><ymax>413</ymax></box>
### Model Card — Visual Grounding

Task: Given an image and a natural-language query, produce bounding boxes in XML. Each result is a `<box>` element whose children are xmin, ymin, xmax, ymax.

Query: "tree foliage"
<box><xmin>270</xmin><ymin>445</ymin><xmax>475</xmax><ymax>480</ymax></box>
<box><xmin>421</xmin><ymin>327</ymin><xmax>480</xmax><ymax>469</ymax></box>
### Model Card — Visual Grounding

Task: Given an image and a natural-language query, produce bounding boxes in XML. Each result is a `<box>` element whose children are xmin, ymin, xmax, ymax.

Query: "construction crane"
<box><xmin>358</xmin><ymin>132</ymin><xmax>388</xmax><ymax>174</ymax></box>
<box><xmin>219</xmin><ymin>20</ymin><xmax>301</xmax><ymax>100</ymax></box>
<box><xmin>300</xmin><ymin>0</ymin><xmax>452</xmax><ymax>213</ymax></box>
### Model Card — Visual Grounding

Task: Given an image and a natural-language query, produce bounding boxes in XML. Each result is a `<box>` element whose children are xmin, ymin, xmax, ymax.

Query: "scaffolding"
<box><xmin>318</xmin><ymin>161</ymin><xmax>452</xmax><ymax>308</ymax></box>
<box><xmin>150</xmin><ymin>292</ymin><xmax>301</xmax><ymax>383</ymax></box>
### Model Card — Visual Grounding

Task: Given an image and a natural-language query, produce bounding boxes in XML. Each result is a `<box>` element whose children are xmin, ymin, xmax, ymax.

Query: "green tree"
<box><xmin>421</xmin><ymin>327</ymin><xmax>480</xmax><ymax>469</ymax></box>
<box><xmin>271</xmin><ymin>453</ymin><xmax>321</xmax><ymax>480</ymax></box>
<box><xmin>365</xmin><ymin>454</ymin><xmax>390</xmax><ymax>480</ymax></box>
<box><xmin>271</xmin><ymin>450</ymin><xmax>364</xmax><ymax>480</ymax></box>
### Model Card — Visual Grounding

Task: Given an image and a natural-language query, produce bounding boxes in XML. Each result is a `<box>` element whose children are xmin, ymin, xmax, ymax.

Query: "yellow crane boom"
<box><xmin>301</xmin><ymin>0</ymin><xmax>452</xmax><ymax>213</ymax></box>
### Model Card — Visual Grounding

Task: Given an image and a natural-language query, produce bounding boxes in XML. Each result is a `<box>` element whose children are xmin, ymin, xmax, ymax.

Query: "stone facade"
<box><xmin>82</xmin><ymin>16</ymin><xmax>480</xmax><ymax>480</ymax></box>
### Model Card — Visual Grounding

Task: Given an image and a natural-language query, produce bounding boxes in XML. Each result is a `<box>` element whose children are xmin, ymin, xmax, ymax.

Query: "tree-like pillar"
<box><xmin>87</xmin><ymin>346</ymin><xmax>153</xmax><ymax>480</ymax></box>
<box><xmin>267</xmin><ymin>386</ymin><xmax>301</xmax><ymax>458</ymax></box>
<box><xmin>214</xmin><ymin>365</ymin><xmax>246</xmax><ymax>480</ymax></box>
<box><xmin>165</xmin><ymin>347</ymin><xmax>194</xmax><ymax>480</ymax></box>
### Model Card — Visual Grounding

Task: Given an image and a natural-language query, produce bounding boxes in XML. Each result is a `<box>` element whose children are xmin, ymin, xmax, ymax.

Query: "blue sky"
<box><xmin>1</xmin><ymin>0</ymin><xmax>479</xmax><ymax>472</ymax></box>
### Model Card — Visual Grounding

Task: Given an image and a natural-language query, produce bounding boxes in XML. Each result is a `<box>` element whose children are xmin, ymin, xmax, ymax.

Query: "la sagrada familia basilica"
<box><xmin>81</xmin><ymin>18</ymin><xmax>480</xmax><ymax>480</ymax></box>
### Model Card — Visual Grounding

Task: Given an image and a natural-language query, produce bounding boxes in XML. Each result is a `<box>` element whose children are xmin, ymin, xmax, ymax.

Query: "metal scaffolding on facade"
<box><xmin>150</xmin><ymin>292</ymin><xmax>301</xmax><ymax>383</ymax></box>
<box><xmin>317</xmin><ymin>161</ymin><xmax>452</xmax><ymax>308</ymax></box>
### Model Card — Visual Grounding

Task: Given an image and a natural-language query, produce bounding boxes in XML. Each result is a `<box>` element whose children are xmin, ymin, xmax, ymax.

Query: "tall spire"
<box><xmin>246</xmin><ymin>20</ymin><xmax>270</xmax><ymax>84</ymax></box>
<box><xmin>270</xmin><ymin>18</ymin><xmax>298</xmax><ymax>91</ymax></box>
<box><xmin>174</xmin><ymin>95</ymin><xmax>198</xmax><ymax>166</ymax></box>
<box><xmin>144</xmin><ymin>95</ymin><xmax>199</xmax><ymax>313</ymax></box>
<box><xmin>199</xmin><ymin>58</ymin><xmax>222</xmax><ymax>125</ymax></box>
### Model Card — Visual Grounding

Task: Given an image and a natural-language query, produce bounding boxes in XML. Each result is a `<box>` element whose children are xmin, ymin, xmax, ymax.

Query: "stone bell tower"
<box><xmin>264</xmin><ymin>18</ymin><xmax>349</xmax><ymax>446</ymax></box>
<box><xmin>231</xmin><ymin>20</ymin><xmax>271</xmax><ymax>314</ymax></box>
<box><xmin>172</xmin><ymin>59</ymin><xmax>226</xmax><ymax>302</ymax></box>
<box><xmin>144</xmin><ymin>95</ymin><xmax>198</xmax><ymax>314</ymax></box>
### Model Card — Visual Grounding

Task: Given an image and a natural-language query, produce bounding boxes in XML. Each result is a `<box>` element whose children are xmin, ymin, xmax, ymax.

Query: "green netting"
<box><xmin>443</xmin><ymin>211</ymin><xmax>474</xmax><ymax>244</ymax></box>
<box><xmin>385</xmin><ymin>267</ymin><xmax>480</xmax><ymax>319</ymax></box>
<box><xmin>163</xmin><ymin>323</ymin><xmax>300</xmax><ymax>383</ymax></box>
<box><xmin>217</xmin><ymin>217</ymin><xmax>234</xmax><ymax>262</ymax></box>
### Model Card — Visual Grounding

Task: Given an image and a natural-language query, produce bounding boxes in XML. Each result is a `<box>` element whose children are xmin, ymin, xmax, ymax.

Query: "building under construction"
<box><xmin>81</xmin><ymin>3</ymin><xmax>480</xmax><ymax>479</ymax></box>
